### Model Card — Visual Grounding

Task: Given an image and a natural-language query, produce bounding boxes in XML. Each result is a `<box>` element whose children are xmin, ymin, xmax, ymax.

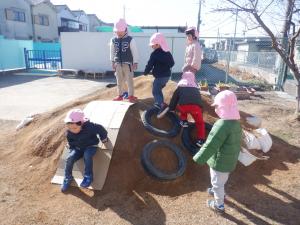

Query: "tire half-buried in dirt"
<box><xmin>181</xmin><ymin>122</ymin><xmax>213</xmax><ymax>156</ymax></box>
<box><xmin>141</xmin><ymin>107</ymin><xmax>181</xmax><ymax>137</ymax></box>
<box><xmin>141</xmin><ymin>140</ymin><xmax>187</xmax><ymax>180</ymax></box>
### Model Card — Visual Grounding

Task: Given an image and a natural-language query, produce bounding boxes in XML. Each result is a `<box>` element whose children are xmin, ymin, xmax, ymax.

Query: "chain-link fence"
<box><xmin>197</xmin><ymin>36</ymin><xmax>285</xmax><ymax>84</ymax></box>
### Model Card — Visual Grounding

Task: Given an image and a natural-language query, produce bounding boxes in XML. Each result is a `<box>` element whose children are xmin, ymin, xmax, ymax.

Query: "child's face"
<box><xmin>116</xmin><ymin>31</ymin><xmax>126</xmax><ymax>38</ymax></box>
<box><xmin>186</xmin><ymin>34</ymin><xmax>193</xmax><ymax>43</ymax></box>
<box><xmin>151</xmin><ymin>44</ymin><xmax>160</xmax><ymax>50</ymax></box>
<box><xmin>66</xmin><ymin>123</ymin><xmax>82</xmax><ymax>134</ymax></box>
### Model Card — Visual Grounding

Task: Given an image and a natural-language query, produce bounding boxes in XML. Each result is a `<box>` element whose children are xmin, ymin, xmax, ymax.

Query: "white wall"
<box><xmin>32</xmin><ymin>3</ymin><xmax>58</xmax><ymax>41</ymax></box>
<box><xmin>61</xmin><ymin>32</ymin><xmax>187</xmax><ymax>73</ymax></box>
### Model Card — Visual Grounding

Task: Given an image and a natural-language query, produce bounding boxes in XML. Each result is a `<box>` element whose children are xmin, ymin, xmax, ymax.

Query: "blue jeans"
<box><xmin>152</xmin><ymin>77</ymin><xmax>170</xmax><ymax>106</ymax></box>
<box><xmin>64</xmin><ymin>147</ymin><xmax>97</xmax><ymax>179</ymax></box>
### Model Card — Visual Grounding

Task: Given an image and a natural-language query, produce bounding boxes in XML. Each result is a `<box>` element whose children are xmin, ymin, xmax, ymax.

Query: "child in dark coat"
<box><xmin>158</xmin><ymin>71</ymin><xmax>206</xmax><ymax>147</ymax></box>
<box><xmin>61</xmin><ymin>109</ymin><xmax>109</xmax><ymax>192</ymax></box>
<box><xmin>144</xmin><ymin>32</ymin><xmax>175</xmax><ymax>115</ymax></box>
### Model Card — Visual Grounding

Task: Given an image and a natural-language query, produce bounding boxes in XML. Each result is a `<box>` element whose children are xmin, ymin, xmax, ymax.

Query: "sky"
<box><xmin>51</xmin><ymin>0</ymin><xmax>285</xmax><ymax>38</ymax></box>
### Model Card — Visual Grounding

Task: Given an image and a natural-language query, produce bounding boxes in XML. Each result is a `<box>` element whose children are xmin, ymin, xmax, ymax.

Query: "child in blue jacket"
<box><xmin>61</xmin><ymin>109</ymin><xmax>108</xmax><ymax>192</ymax></box>
<box><xmin>144</xmin><ymin>33</ymin><xmax>175</xmax><ymax>115</ymax></box>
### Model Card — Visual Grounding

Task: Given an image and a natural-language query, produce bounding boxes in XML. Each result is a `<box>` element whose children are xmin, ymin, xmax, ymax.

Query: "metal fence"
<box><xmin>198</xmin><ymin>36</ymin><xmax>292</xmax><ymax>85</ymax></box>
<box><xmin>24</xmin><ymin>48</ymin><xmax>62</xmax><ymax>70</ymax></box>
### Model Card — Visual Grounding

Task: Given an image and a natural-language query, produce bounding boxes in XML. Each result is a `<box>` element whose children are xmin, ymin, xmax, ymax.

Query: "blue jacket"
<box><xmin>66</xmin><ymin>121</ymin><xmax>108</xmax><ymax>150</ymax></box>
<box><xmin>144</xmin><ymin>48</ymin><xmax>175</xmax><ymax>78</ymax></box>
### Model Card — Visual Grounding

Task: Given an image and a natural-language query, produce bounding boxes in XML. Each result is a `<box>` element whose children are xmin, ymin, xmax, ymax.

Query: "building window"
<box><xmin>5</xmin><ymin>8</ymin><xmax>26</xmax><ymax>22</ymax></box>
<box><xmin>79</xmin><ymin>24</ymin><xmax>87</xmax><ymax>31</ymax></box>
<box><xmin>34</xmin><ymin>15</ymin><xmax>49</xmax><ymax>26</ymax></box>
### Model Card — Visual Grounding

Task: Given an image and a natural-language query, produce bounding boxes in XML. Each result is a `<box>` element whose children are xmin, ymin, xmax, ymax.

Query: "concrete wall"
<box><xmin>32</xmin><ymin>3</ymin><xmax>59</xmax><ymax>42</ymax></box>
<box><xmin>0</xmin><ymin>0</ymin><xmax>33</xmax><ymax>39</ymax></box>
<box><xmin>61</xmin><ymin>32</ymin><xmax>186</xmax><ymax>73</ymax></box>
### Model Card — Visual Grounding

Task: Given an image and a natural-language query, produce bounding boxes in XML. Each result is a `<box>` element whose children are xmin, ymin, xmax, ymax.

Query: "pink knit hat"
<box><xmin>149</xmin><ymin>33</ymin><xmax>170</xmax><ymax>52</ymax></box>
<box><xmin>114</xmin><ymin>18</ymin><xmax>127</xmax><ymax>32</ymax></box>
<box><xmin>178</xmin><ymin>71</ymin><xmax>198</xmax><ymax>88</ymax></box>
<box><xmin>185</xmin><ymin>27</ymin><xmax>199</xmax><ymax>38</ymax></box>
<box><xmin>64</xmin><ymin>109</ymin><xmax>88</xmax><ymax>123</ymax></box>
<box><xmin>212</xmin><ymin>90</ymin><xmax>240</xmax><ymax>120</ymax></box>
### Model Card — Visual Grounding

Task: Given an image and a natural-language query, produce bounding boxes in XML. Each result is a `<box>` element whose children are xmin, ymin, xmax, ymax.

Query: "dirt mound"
<box><xmin>14</xmin><ymin>76</ymin><xmax>258</xmax><ymax>193</ymax></box>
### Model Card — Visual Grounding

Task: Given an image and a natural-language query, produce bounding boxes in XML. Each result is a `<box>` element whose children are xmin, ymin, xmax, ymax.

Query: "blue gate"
<box><xmin>24</xmin><ymin>48</ymin><xmax>62</xmax><ymax>70</ymax></box>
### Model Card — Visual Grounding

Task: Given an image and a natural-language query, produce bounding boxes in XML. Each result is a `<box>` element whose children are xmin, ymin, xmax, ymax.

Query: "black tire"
<box><xmin>141</xmin><ymin>107</ymin><xmax>181</xmax><ymax>137</ymax></box>
<box><xmin>181</xmin><ymin>122</ymin><xmax>213</xmax><ymax>156</ymax></box>
<box><xmin>141</xmin><ymin>140</ymin><xmax>186</xmax><ymax>180</ymax></box>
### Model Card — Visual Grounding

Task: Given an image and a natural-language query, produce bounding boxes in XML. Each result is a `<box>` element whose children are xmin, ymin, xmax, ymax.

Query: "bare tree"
<box><xmin>216</xmin><ymin>0</ymin><xmax>300</xmax><ymax>115</ymax></box>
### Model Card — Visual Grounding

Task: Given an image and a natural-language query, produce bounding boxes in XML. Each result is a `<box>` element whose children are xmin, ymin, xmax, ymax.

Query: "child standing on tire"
<box><xmin>144</xmin><ymin>32</ymin><xmax>175</xmax><ymax>115</ymax></box>
<box><xmin>182</xmin><ymin>27</ymin><xmax>202</xmax><ymax>74</ymax></box>
<box><xmin>110</xmin><ymin>18</ymin><xmax>139</xmax><ymax>102</ymax></box>
<box><xmin>193</xmin><ymin>90</ymin><xmax>242</xmax><ymax>214</ymax></box>
<box><xmin>61</xmin><ymin>109</ymin><xmax>109</xmax><ymax>192</ymax></box>
<box><xmin>157</xmin><ymin>71</ymin><xmax>206</xmax><ymax>147</ymax></box>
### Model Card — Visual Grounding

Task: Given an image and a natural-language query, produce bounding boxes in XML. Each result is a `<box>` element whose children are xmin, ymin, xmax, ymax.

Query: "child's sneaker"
<box><xmin>127</xmin><ymin>95</ymin><xmax>138</xmax><ymax>102</ymax></box>
<box><xmin>80</xmin><ymin>176</ymin><xmax>93</xmax><ymax>188</ymax></box>
<box><xmin>207</xmin><ymin>199</ymin><xmax>225</xmax><ymax>214</ymax></box>
<box><xmin>157</xmin><ymin>105</ymin><xmax>169</xmax><ymax>119</ymax></box>
<box><xmin>113</xmin><ymin>95</ymin><xmax>123</xmax><ymax>101</ymax></box>
<box><xmin>207</xmin><ymin>187</ymin><xmax>227</xmax><ymax>198</ymax></box>
<box><xmin>61</xmin><ymin>177</ymin><xmax>73</xmax><ymax>192</ymax></box>
<box><xmin>196</xmin><ymin>139</ymin><xmax>205</xmax><ymax>147</ymax></box>
<box><xmin>180</xmin><ymin>120</ymin><xmax>189</xmax><ymax>127</ymax></box>
<box><xmin>122</xmin><ymin>92</ymin><xmax>129</xmax><ymax>99</ymax></box>
<box><xmin>153</xmin><ymin>103</ymin><xmax>161</xmax><ymax>109</ymax></box>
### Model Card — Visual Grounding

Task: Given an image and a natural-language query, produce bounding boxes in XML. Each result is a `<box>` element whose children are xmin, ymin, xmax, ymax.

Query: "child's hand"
<box><xmin>112</xmin><ymin>62</ymin><xmax>116</xmax><ymax>71</ymax></box>
<box><xmin>133</xmin><ymin>63</ymin><xmax>138</xmax><ymax>71</ymax></box>
<box><xmin>101</xmin><ymin>137</ymin><xmax>108</xmax><ymax>143</ymax></box>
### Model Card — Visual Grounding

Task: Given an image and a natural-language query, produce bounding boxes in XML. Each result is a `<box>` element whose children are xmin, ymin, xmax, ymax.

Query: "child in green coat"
<box><xmin>193</xmin><ymin>90</ymin><xmax>242</xmax><ymax>214</ymax></box>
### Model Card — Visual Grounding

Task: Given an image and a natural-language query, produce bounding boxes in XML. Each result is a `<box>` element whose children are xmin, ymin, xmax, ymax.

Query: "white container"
<box><xmin>243</xmin><ymin>130</ymin><xmax>261</xmax><ymax>150</ymax></box>
<box><xmin>254</xmin><ymin>128</ymin><xmax>272</xmax><ymax>153</ymax></box>
<box><xmin>246</xmin><ymin>116</ymin><xmax>262</xmax><ymax>128</ymax></box>
<box><xmin>238</xmin><ymin>148</ymin><xmax>269</xmax><ymax>166</ymax></box>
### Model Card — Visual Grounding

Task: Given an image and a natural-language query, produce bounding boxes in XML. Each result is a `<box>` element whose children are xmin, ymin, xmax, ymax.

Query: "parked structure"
<box><xmin>31</xmin><ymin>0</ymin><xmax>59</xmax><ymax>42</ymax></box>
<box><xmin>0</xmin><ymin>0</ymin><xmax>33</xmax><ymax>40</ymax></box>
<box><xmin>72</xmin><ymin>10</ymin><xmax>89</xmax><ymax>32</ymax></box>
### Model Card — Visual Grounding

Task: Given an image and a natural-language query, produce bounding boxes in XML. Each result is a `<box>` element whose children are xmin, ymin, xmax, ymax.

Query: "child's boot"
<box><xmin>196</xmin><ymin>139</ymin><xmax>205</xmax><ymax>147</ymax></box>
<box><xmin>157</xmin><ymin>104</ymin><xmax>169</xmax><ymax>119</ymax></box>
<box><xmin>80</xmin><ymin>176</ymin><xmax>93</xmax><ymax>188</ymax></box>
<box><xmin>61</xmin><ymin>177</ymin><xmax>73</xmax><ymax>192</ymax></box>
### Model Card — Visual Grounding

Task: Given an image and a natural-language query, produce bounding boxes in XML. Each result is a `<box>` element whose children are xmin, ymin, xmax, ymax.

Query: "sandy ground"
<box><xmin>0</xmin><ymin>76</ymin><xmax>299</xmax><ymax>225</ymax></box>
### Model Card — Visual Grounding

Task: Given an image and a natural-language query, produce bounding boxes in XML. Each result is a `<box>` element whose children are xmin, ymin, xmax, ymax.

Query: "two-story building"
<box><xmin>31</xmin><ymin>0</ymin><xmax>58</xmax><ymax>42</ymax></box>
<box><xmin>55</xmin><ymin>4</ymin><xmax>79</xmax><ymax>34</ymax></box>
<box><xmin>0</xmin><ymin>0</ymin><xmax>33</xmax><ymax>39</ymax></box>
<box><xmin>72</xmin><ymin>10</ymin><xmax>89</xmax><ymax>32</ymax></box>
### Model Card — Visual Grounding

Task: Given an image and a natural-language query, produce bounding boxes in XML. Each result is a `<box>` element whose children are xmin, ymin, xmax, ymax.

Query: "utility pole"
<box><xmin>197</xmin><ymin>0</ymin><xmax>202</xmax><ymax>32</ymax></box>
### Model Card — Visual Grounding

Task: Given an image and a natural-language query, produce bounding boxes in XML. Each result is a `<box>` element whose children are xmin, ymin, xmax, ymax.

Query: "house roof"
<box><xmin>72</xmin><ymin>10</ymin><xmax>87</xmax><ymax>17</ymax></box>
<box><xmin>54</xmin><ymin>4</ymin><xmax>77</xmax><ymax>17</ymax></box>
<box><xmin>28</xmin><ymin>0</ymin><xmax>48</xmax><ymax>5</ymax></box>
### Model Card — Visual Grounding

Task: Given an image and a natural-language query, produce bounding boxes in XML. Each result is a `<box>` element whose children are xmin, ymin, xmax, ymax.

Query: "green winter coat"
<box><xmin>193</xmin><ymin>119</ymin><xmax>242</xmax><ymax>172</ymax></box>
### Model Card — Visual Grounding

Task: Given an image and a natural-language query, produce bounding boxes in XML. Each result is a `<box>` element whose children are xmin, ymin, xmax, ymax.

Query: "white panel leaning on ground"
<box><xmin>51</xmin><ymin>101</ymin><xmax>134</xmax><ymax>190</ymax></box>
<box><xmin>238</xmin><ymin>116</ymin><xmax>272</xmax><ymax>166</ymax></box>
